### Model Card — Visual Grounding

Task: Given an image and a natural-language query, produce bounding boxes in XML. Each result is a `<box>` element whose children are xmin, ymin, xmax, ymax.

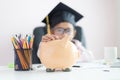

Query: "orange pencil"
<box><xmin>11</xmin><ymin>37</ymin><xmax>19</xmax><ymax>49</ymax></box>
<box><xmin>30</xmin><ymin>36</ymin><xmax>34</xmax><ymax>49</ymax></box>
<box><xmin>23</xmin><ymin>40</ymin><xmax>27</xmax><ymax>49</ymax></box>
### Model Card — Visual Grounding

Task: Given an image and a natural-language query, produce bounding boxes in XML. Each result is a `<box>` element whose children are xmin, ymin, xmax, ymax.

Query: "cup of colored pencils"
<box><xmin>11</xmin><ymin>34</ymin><xmax>34</xmax><ymax>71</ymax></box>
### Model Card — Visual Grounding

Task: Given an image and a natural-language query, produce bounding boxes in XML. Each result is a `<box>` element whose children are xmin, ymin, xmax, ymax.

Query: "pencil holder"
<box><xmin>14</xmin><ymin>49</ymin><xmax>32</xmax><ymax>71</ymax></box>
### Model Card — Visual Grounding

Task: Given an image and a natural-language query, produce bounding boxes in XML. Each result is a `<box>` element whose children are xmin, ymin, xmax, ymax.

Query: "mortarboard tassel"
<box><xmin>46</xmin><ymin>16</ymin><xmax>51</xmax><ymax>34</ymax></box>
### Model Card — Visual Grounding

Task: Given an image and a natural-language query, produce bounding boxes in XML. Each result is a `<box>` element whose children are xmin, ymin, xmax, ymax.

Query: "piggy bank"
<box><xmin>38</xmin><ymin>35</ymin><xmax>80</xmax><ymax>72</ymax></box>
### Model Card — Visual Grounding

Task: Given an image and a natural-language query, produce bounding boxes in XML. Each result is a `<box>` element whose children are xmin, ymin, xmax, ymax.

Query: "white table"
<box><xmin>0</xmin><ymin>62</ymin><xmax>120</xmax><ymax>80</ymax></box>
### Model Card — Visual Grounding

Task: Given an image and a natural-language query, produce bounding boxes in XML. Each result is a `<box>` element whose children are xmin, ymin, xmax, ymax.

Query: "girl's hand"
<box><xmin>41</xmin><ymin>34</ymin><xmax>63</xmax><ymax>42</ymax></box>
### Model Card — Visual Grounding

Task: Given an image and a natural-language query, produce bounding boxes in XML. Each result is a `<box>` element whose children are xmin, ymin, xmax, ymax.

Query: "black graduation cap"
<box><xmin>42</xmin><ymin>2</ymin><xmax>83</xmax><ymax>28</ymax></box>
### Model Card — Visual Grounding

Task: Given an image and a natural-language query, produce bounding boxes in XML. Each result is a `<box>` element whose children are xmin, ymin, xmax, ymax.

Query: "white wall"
<box><xmin>117</xmin><ymin>0</ymin><xmax>120</xmax><ymax>58</ymax></box>
<box><xmin>0</xmin><ymin>0</ymin><xmax>119</xmax><ymax>65</ymax></box>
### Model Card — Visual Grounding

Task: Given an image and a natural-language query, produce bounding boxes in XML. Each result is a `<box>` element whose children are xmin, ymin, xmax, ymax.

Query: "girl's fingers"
<box><xmin>41</xmin><ymin>34</ymin><xmax>62</xmax><ymax>42</ymax></box>
<box><xmin>46</xmin><ymin>35</ymin><xmax>55</xmax><ymax>40</ymax></box>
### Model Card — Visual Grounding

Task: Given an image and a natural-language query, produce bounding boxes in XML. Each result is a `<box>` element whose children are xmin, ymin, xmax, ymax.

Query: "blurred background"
<box><xmin>0</xmin><ymin>0</ymin><xmax>119</xmax><ymax>65</ymax></box>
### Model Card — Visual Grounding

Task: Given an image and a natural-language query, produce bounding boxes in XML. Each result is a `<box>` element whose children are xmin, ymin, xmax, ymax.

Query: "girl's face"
<box><xmin>52</xmin><ymin>22</ymin><xmax>76</xmax><ymax>40</ymax></box>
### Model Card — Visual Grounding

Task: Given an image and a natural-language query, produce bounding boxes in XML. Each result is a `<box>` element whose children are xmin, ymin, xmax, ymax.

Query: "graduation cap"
<box><xmin>42</xmin><ymin>2</ymin><xmax>83</xmax><ymax>34</ymax></box>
